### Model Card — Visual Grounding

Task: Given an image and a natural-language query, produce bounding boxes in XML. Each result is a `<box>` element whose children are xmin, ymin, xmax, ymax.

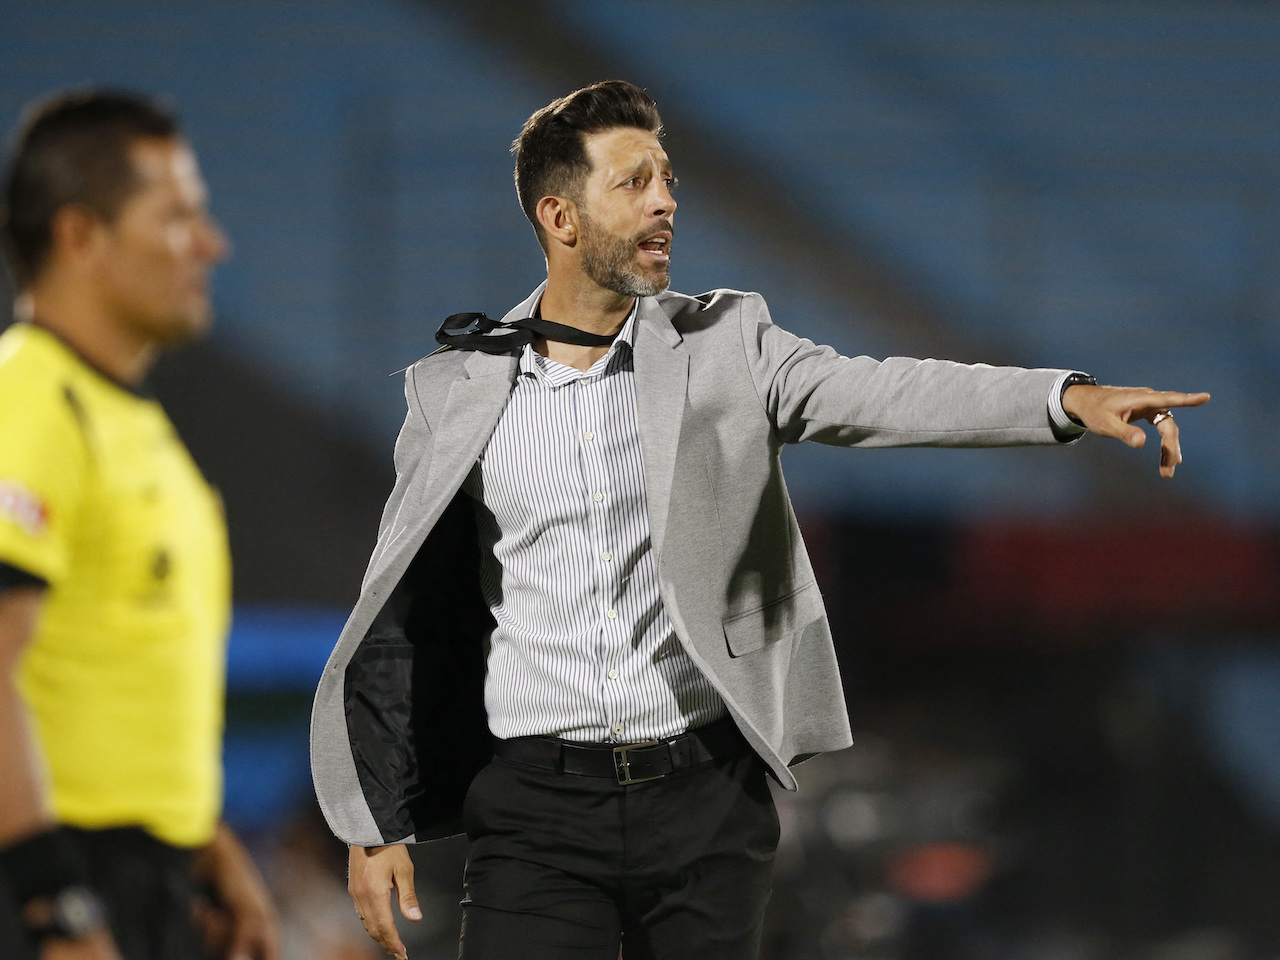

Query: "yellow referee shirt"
<box><xmin>0</xmin><ymin>323</ymin><xmax>230</xmax><ymax>849</ymax></box>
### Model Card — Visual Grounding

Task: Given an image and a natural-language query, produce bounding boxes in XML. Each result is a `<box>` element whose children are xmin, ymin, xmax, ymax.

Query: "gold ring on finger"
<box><xmin>1152</xmin><ymin>410</ymin><xmax>1172</xmax><ymax>425</ymax></box>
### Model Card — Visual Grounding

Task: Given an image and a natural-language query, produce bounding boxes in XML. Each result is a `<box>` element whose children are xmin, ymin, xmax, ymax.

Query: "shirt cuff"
<box><xmin>1048</xmin><ymin>371</ymin><xmax>1091</xmax><ymax>439</ymax></box>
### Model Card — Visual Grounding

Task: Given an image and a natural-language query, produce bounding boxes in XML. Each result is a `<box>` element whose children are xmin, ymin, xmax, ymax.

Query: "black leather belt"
<box><xmin>492</xmin><ymin>718</ymin><xmax>748</xmax><ymax>785</ymax></box>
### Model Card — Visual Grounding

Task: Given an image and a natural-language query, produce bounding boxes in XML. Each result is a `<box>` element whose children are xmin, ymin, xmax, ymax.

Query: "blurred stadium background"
<box><xmin>4</xmin><ymin>1</ymin><xmax>1280</xmax><ymax>958</ymax></box>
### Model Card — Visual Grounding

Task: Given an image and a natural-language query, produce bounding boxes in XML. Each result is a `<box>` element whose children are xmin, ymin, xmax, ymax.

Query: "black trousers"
<box><xmin>458</xmin><ymin>746</ymin><xmax>779</xmax><ymax>959</ymax></box>
<box><xmin>70</xmin><ymin>827</ymin><xmax>202</xmax><ymax>960</ymax></box>
<box><xmin>0</xmin><ymin>827</ymin><xmax>201</xmax><ymax>960</ymax></box>
<box><xmin>0</xmin><ymin>867</ymin><xmax>37</xmax><ymax>960</ymax></box>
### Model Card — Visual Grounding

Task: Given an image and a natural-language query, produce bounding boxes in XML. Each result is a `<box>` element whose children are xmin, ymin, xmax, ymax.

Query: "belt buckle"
<box><xmin>613</xmin><ymin>740</ymin><xmax>664</xmax><ymax>785</ymax></box>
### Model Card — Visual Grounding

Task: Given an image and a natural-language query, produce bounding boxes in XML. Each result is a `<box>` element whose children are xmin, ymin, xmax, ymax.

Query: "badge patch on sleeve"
<box><xmin>0</xmin><ymin>480</ymin><xmax>50</xmax><ymax>536</ymax></box>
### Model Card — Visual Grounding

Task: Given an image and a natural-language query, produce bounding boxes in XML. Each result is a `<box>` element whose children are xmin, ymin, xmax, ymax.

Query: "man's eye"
<box><xmin>664</xmin><ymin>176</ymin><xmax>679</xmax><ymax>189</ymax></box>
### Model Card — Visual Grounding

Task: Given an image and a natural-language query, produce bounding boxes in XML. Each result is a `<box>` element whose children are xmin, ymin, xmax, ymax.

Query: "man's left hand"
<box><xmin>1062</xmin><ymin>384</ymin><xmax>1210</xmax><ymax>478</ymax></box>
<box><xmin>192</xmin><ymin>822</ymin><xmax>280</xmax><ymax>960</ymax></box>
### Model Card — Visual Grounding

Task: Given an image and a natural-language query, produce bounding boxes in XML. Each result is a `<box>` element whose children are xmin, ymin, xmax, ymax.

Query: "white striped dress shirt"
<box><xmin>462</xmin><ymin>307</ymin><xmax>727</xmax><ymax>743</ymax></box>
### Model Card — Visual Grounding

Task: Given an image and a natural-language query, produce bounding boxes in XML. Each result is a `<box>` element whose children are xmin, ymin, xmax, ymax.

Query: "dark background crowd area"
<box><xmin>5</xmin><ymin>1</ymin><xmax>1280</xmax><ymax>958</ymax></box>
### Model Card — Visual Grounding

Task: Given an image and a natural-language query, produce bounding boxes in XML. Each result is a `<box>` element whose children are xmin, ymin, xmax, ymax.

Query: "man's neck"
<box><xmin>536</xmin><ymin>274</ymin><xmax>634</xmax><ymax>372</ymax></box>
<box><xmin>26</xmin><ymin>286</ymin><xmax>155</xmax><ymax>387</ymax></box>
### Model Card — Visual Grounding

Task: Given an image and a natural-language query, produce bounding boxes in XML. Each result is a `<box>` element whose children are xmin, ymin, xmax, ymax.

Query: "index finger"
<box><xmin>1148</xmin><ymin>391</ymin><xmax>1211</xmax><ymax>410</ymax></box>
<box><xmin>356</xmin><ymin>892</ymin><xmax>406</xmax><ymax>960</ymax></box>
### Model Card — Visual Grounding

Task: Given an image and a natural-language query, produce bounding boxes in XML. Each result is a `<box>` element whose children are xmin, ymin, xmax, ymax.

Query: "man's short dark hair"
<box><xmin>1</xmin><ymin>88</ymin><xmax>180</xmax><ymax>286</ymax></box>
<box><xmin>512</xmin><ymin>80</ymin><xmax>663</xmax><ymax>246</ymax></box>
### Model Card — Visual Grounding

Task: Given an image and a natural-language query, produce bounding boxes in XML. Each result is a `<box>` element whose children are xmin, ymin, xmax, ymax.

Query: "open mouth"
<box><xmin>637</xmin><ymin>234</ymin><xmax>671</xmax><ymax>262</ymax></box>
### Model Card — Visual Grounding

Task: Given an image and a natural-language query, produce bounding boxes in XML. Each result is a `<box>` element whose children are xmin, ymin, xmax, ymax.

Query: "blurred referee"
<box><xmin>0</xmin><ymin>90</ymin><xmax>278</xmax><ymax>960</ymax></box>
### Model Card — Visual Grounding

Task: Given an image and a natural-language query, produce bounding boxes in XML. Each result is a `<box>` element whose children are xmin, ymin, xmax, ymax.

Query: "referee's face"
<box><xmin>94</xmin><ymin>137</ymin><xmax>228</xmax><ymax>346</ymax></box>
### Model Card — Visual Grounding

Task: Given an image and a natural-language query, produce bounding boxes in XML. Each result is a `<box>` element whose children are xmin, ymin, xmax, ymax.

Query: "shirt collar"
<box><xmin>519</xmin><ymin>299</ymin><xmax>640</xmax><ymax>382</ymax></box>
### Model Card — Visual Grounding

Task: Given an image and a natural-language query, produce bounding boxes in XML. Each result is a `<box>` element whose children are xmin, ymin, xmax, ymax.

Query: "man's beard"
<box><xmin>578</xmin><ymin>212</ymin><xmax>672</xmax><ymax>298</ymax></box>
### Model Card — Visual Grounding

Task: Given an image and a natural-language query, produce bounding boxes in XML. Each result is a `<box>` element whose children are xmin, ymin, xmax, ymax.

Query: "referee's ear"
<box><xmin>47</xmin><ymin>202</ymin><xmax>109</xmax><ymax>277</ymax></box>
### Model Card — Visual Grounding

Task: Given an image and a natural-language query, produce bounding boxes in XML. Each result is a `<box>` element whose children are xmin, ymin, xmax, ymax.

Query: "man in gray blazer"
<box><xmin>311</xmin><ymin>80</ymin><xmax>1207</xmax><ymax>960</ymax></box>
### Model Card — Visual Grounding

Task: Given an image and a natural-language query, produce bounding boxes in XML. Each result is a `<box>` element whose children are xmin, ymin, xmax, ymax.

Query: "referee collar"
<box><xmin>22</xmin><ymin>320</ymin><xmax>154</xmax><ymax>399</ymax></box>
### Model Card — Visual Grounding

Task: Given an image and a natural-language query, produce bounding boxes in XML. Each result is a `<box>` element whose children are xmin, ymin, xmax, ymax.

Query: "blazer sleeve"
<box><xmin>737</xmin><ymin>292</ymin><xmax>1073</xmax><ymax>448</ymax></box>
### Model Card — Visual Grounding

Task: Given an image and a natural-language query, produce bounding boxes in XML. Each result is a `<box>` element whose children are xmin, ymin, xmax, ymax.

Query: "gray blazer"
<box><xmin>310</xmin><ymin>285</ymin><xmax>1072</xmax><ymax>846</ymax></box>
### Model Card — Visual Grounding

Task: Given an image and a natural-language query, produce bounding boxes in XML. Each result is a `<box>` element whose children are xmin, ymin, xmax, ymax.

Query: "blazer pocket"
<box><xmin>723</xmin><ymin>581</ymin><xmax>822</xmax><ymax>658</ymax></box>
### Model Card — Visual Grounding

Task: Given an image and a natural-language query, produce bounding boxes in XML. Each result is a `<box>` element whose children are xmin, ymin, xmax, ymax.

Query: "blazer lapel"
<box><xmin>366</xmin><ymin>287</ymin><xmax>543</xmax><ymax>586</ymax></box>
<box><xmin>414</xmin><ymin>283</ymin><xmax>541</xmax><ymax>505</ymax></box>
<box><xmin>633</xmin><ymin>297</ymin><xmax>688</xmax><ymax>560</ymax></box>
<box><xmin>420</xmin><ymin>350</ymin><xmax>519</xmax><ymax>502</ymax></box>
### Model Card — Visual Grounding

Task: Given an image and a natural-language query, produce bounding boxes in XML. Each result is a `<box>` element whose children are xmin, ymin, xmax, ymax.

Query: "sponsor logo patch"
<box><xmin>0</xmin><ymin>479</ymin><xmax>50</xmax><ymax>536</ymax></box>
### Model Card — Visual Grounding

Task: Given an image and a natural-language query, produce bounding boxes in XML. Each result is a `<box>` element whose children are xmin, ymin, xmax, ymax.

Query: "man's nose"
<box><xmin>200</xmin><ymin>216</ymin><xmax>231</xmax><ymax>263</ymax></box>
<box><xmin>649</xmin><ymin>181</ymin><xmax>676</xmax><ymax>219</ymax></box>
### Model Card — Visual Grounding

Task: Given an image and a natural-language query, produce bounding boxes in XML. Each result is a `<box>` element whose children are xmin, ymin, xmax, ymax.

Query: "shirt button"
<box><xmin>583</xmin><ymin>430</ymin><xmax>595</xmax><ymax>441</ymax></box>
<box><xmin>613</xmin><ymin>724</ymin><xmax>624</xmax><ymax>736</ymax></box>
<box><xmin>607</xmin><ymin>669</ymin><xmax>618</xmax><ymax>680</ymax></box>
<box><xmin>606</xmin><ymin>609</ymin><xmax>617</xmax><ymax>620</ymax></box>
<box><xmin>601</xmin><ymin>551</ymin><xmax>612</xmax><ymax>562</ymax></box>
<box><xmin>593</xmin><ymin>491</ymin><xmax>604</xmax><ymax>503</ymax></box>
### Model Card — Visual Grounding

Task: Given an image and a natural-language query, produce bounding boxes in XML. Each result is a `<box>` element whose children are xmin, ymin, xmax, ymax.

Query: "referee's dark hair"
<box><xmin>0</xmin><ymin>88</ymin><xmax>179</xmax><ymax>287</ymax></box>
<box><xmin>512</xmin><ymin>80</ymin><xmax>663</xmax><ymax>250</ymax></box>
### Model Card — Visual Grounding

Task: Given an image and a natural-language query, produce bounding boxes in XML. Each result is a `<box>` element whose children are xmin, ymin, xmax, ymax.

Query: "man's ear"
<box><xmin>48</xmin><ymin>204</ymin><xmax>108</xmax><ymax>268</ymax></box>
<box><xmin>535</xmin><ymin>195</ymin><xmax>578</xmax><ymax>248</ymax></box>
